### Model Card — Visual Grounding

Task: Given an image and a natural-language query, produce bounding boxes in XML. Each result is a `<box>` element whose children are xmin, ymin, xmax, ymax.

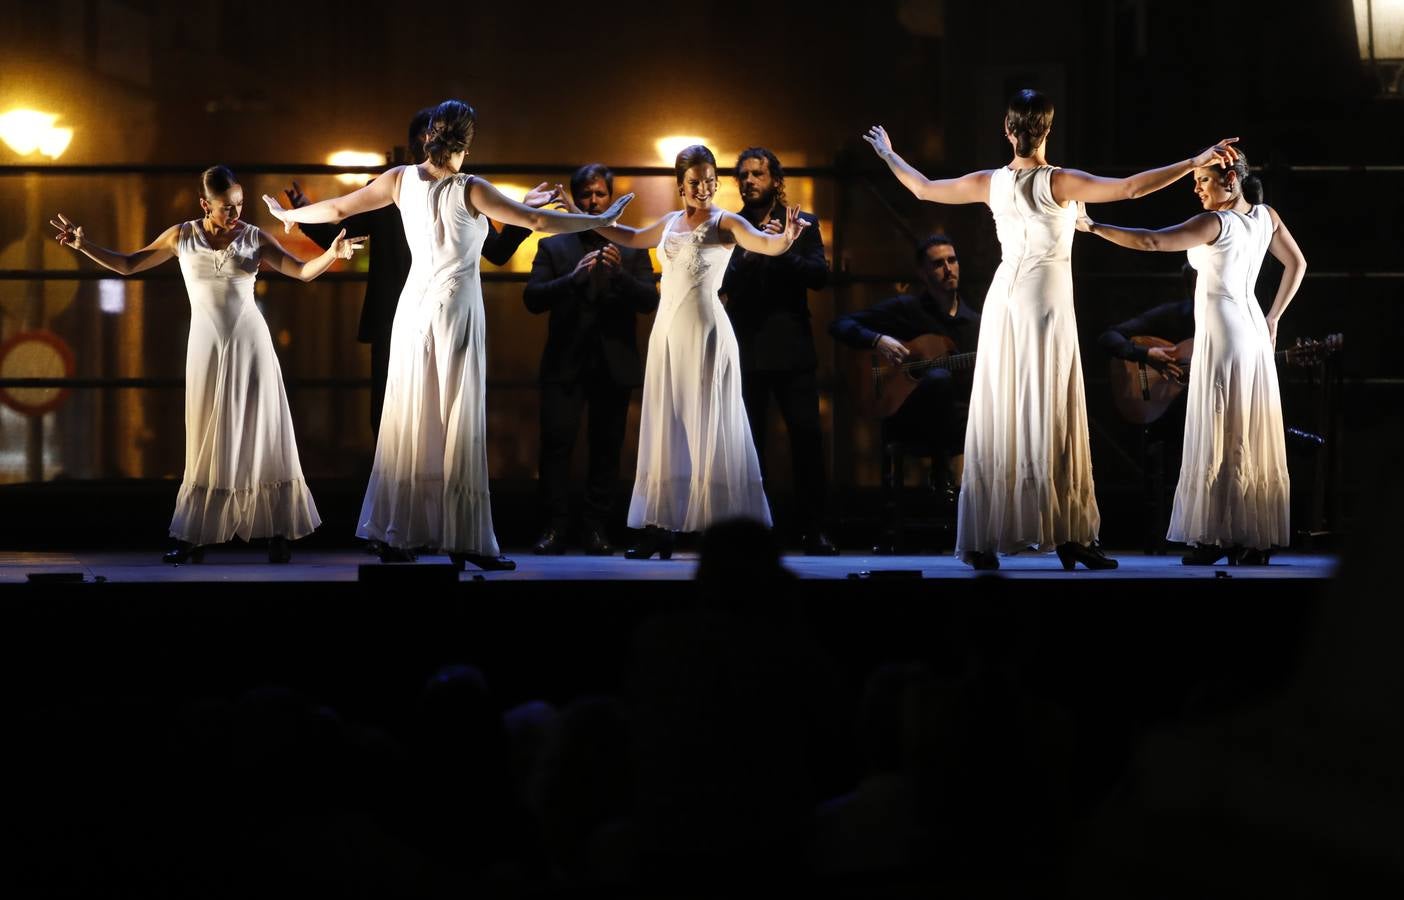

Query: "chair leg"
<box><xmin>890</xmin><ymin>449</ymin><xmax>906</xmax><ymax>552</ymax></box>
<box><xmin>876</xmin><ymin>444</ymin><xmax>897</xmax><ymax>554</ymax></box>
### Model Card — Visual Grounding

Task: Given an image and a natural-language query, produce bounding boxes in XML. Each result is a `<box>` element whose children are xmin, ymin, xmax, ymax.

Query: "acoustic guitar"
<box><xmin>1110</xmin><ymin>333</ymin><xmax>1343</xmax><ymax>425</ymax></box>
<box><xmin>868</xmin><ymin>334</ymin><xmax>976</xmax><ymax>419</ymax></box>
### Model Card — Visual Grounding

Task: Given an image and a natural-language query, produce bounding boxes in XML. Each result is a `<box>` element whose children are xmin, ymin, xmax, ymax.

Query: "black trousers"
<box><xmin>741</xmin><ymin>368</ymin><xmax>827</xmax><ymax>531</ymax></box>
<box><xmin>368</xmin><ymin>337</ymin><xmax>392</xmax><ymax>438</ymax></box>
<box><xmin>884</xmin><ymin>368</ymin><xmax>967</xmax><ymax>456</ymax></box>
<box><xmin>538</xmin><ymin>375</ymin><xmax>632</xmax><ymax>533</ymax></box>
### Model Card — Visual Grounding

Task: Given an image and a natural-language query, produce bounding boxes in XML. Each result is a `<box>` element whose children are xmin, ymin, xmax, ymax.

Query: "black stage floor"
<box><xmin>0</xmin><ymin>548</ymin><xmax>1339</xmax><ymax>584</ymax></box>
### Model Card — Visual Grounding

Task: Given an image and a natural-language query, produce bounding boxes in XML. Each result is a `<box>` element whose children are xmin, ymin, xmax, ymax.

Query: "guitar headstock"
<box><xmin>1284</xmin><ymin>333</ymin><xmax>1343</xmax><ymax>367</ymax></box>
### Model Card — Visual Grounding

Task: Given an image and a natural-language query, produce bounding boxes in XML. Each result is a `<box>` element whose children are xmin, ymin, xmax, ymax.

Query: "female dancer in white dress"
<box><xmin>51</xmin><ymin>165</ymin><xmax>362</xmax><ymax>563</ymax></box>
<box><xmin>864</xmin><ymin>89</ymin><xmax>1241</xmax><ymax>570</ymax></box>
<box><xmin>264</xmin><ymin>100</ymin><xmax>631</xmax><ymax>570</ymax></box>
<box><xmin>592</xmin><ymin>145</ymin><xmax>804</xmax><ymax>559</ymax></box>
<box><xmin>1076</xmin><ymin>152</ymin><xmax>1306</xmax><ymax>564</ymax></box>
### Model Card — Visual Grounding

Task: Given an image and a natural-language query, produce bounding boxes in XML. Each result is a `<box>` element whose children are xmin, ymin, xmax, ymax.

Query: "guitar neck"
<box><xmin>901</xmin><ymin>352</ymin><xmax>977</xmax><ymax>374</ymax></box>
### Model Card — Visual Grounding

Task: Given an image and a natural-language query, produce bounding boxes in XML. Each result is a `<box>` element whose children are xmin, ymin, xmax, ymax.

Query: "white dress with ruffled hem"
<box><xmin>170</xmin><ymin>220</ymin><xmax>320</xmax><ymax>543</ymax></box>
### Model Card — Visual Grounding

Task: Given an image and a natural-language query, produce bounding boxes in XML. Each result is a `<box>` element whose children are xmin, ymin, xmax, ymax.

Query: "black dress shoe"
<box><xmin>532</xmin><ymin>529</ymin><xmax>567</xmax><ymax>555</ymax></box>
<box><xmin>802</xmin><ymin>531</ymin><xmax>839</xmax><ymax>556</ymax></box>
<box><xmin>163</xmin><ymin>541</ymin><xmax>205</xmax><ymax>565</ymax></box>
<box><xmin>267</xmin><ymin>535</ymin><xmax>291</xmax><ymax>564</ymax></box>
<box><xmin>378</xmin><ymin>544</ymin><xmax>417</xmax><ymax>563</ymax></box>
<box><xmin>581</xmin><ymin>528</ymin><xmax>615</xmax><ymax>556</ymax></box>
<box><xmin>1056</xmin><ymin>541</ymin><xmax>1119</xmax><ymax>570</ymax></box>
<box><xmin>1235</xmin><ymin>547</ymin><xmax>1273</xmax><ymax>566</ymax></box>
<box><xmin>1181</xmin><ymin>544</ymin><xmax>1227</xmax><ymax>566</ymax></box>
<box><xmin>625</xmin><ymin>527</ymin><xmax>674</xmax><ymax>560</ymax></box>
<box><xmin>450</xmin><ymin>552</ymin><xmax>517</xmax><ymax>571</ymax></box>
<box><xmin>962</xmin><ymin>550</ymin><xmax>1000</xmax><ymax>570</ymax></box>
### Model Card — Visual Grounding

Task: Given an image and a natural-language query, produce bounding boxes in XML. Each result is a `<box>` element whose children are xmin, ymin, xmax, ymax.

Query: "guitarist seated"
<box><xmin>829</xmin><ymin>234</ymin><xmax>980</xmax><ymax>486</ymax></box>
<box><xmin>1098</xmin><ymin>262</ymin><xmax>1196</xmax><ymax>385</ymax></box>
<box><xmin>1097</xmin><ymin>298</ymin><xmax>1194</xmax><ymax>383</ymax></box>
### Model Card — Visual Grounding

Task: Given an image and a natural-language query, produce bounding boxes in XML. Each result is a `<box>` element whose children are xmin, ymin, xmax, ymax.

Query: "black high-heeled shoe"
<box><xmin>962</xmin><ymin>550</ymin><xmax>1000</xmax><ymax>570</ymax></box>
<box><xmin>1182</xmin><ymin>544</ymin><xmax>1228</xmax><ymax>566</ymax></box>
<box><xmin>1235</xmin><ymin>547</ymin><xmax>1273</xmax><ymax>566</ymax></box>
<box><xmin>378</xmin><ymin>544</ymin><xmax>417</xmax><ymax>563</ymax></box>
<box><xmin>1056</xmin><ymin>542</ymin><xmax>1118</xmax><ymax>571</ymax></box>
<box><xmin>449</xmin><ymin>552</ymin><xmax>517</xmax><ymax>572</ymax></box>
<box><xmin>267</xmin><ymin>535</ymin><xmax>291</xmax><ymax>564</ymax></box>
<box><xmin>163</xmin><ymin>541</ymin><xmax>205</xmax><ymax>565</ymax></box>
<box><xmin>625</xmin><ymin>527</ymin><xmax>674</xmax><ymax>560</ymax></box>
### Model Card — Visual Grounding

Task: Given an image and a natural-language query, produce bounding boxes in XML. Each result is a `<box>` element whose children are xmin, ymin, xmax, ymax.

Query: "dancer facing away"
<box><xmin>1077</xmin><ymin>150</ymin><xmax>1306</xmax><ymax>565</ymax></box>
<box><xmin>51</xmin><ymin>165</ymin><xmax>363</xmax><ymax>564</ymax></box>
<box><xmin>263</xmin><ymin>100</ymin><xmax>631</xmax><ymax>571</ymax></box>
<box><xmin>592</xmin><ymin>145</ymin><xmax>806</xmax><ymax>560</ymax></box>
<box><xmin>864</xmin><ymin>88</ymin><xmax>1240</xmax><ymax>570</ymax></box>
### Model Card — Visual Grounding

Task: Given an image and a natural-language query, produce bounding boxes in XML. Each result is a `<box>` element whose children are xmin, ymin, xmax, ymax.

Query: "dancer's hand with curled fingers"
<box><xmin>862</xmin><ymin>125</ymin><xmax>895</xmax><ymax>159</ymax></box>
<box><xmin>50</xmin><ymin>213</ymin><xmax>83</xmax><ymax>250</ymax></box>
<box><xmin>557</xmin><ymin>185</ymin><xmax>582</xmax><ymax>215</ymax></box>
<box><xmin>782</xmin><ymin>205</ymin><xmax>810</xmax><ymax>242</ymax></box>
<box><xmin>523</xmin><ymin>181</ymin><xmax>565</xmax><ymax>210</ymax></box>
<box><xmin>1191</xmin><ymin>137</ymin><xmax>1240</xmax><ymax>169</ymax></box>
<box><xmin>330</xmin><ymin>229</ymin><xmax>365</xmax><ymax>260</ymax></box>
<box><xmin>1074</xmin><ymin>201</ymin><xmax>1095</xmax><ymax>233</ymax></box>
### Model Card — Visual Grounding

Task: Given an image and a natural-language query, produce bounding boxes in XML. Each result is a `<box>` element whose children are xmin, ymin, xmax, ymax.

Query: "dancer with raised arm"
<box><xmin>264</xmin><ymin>100</ymin><xmax>631</xmax><ymax>571</ymax></box>
<box><xmin>864</xmin><ymin>89</ymin><xmax>1239</xmax><ymax>570</ymax></box>
<box><xmin>592</xmin><ymin>145</ymin><xmax>806</xmax><ymax>559</ymax></box>
<box><xmin>1077</xmin><ymin>151</ymin><xmax>1306</xmax><ymax>565</ymax></box>
<box><xmin>52</xmin><ymin>165</ymin><xmax>362</xmax><ymax>564</ymax></box>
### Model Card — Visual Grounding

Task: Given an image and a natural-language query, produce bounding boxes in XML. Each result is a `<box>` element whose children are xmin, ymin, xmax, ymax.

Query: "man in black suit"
<box><xmin>288</xmin><ymin>107</ymin><xmax>557</xmax><ymax>437</ymax></box>
<box><xmin>721</xmin><ymin>147</ymin><xmax>836</xmax><ymax>555</ymax></box>
<box><xmin>523</xmin><ymin>164</ymin><xmax>659</xmax><ymax>556</ymax></box>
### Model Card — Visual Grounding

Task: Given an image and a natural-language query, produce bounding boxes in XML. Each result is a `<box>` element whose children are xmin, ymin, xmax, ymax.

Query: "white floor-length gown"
<box><xmin>357</xmin><ymin>171</ymin><xmax>499</xmax><ymax>556</ymax></box>
<box><xmin>627</xmin><ymin>209</ymin><xmax>772</xmax><ymax>531</ymax></box>
<box><xmin>956</xmin><ymin>166</ymin><xmax>1100</xmax><ymax>555</ymax></box>
<box><xmin>170</xmin><ymin>220</ymin><xmax>320</xmax><ymax>543</ymax></box>
<box><xmin>1169</xmin><ymin>204</ymin><xmax>1289</xmax><ymax>549</ymax></box>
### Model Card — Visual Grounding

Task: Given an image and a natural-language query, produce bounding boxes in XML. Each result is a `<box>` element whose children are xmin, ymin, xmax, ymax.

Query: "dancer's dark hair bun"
<box><xmin>1005</xmin><ymin>89</ymin><xmax>1054</xmax><ymax>158</ymax></box>
<box><xmin>201</xmin><ymin>165</ymin><xmax>238</xmax><ymax>198</ymax></box>
<box><xmin>424</xmin><ymin>100</ymin><xmax>477</xmax><ymax>167</ymax></box>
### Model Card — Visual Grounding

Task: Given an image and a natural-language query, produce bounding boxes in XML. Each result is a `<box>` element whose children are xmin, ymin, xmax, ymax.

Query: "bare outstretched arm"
<box><xmin>595</xmin><ymin>215</ymin><xmax>673</xmax><ymax>250</ymax></box>
<box><xmin>1262</xmin><ymin>206</ymin><xmax>1307</xmax><ymax>345</ymax></box>
<box><xmin>50</xmin><ymin>213</ymin><xmax>178</xmax><ymax>275</ymax></box>
<box><xmin>468</xmin><ymin>178</ymin><xmax>632</xmax><ymax>233</ymax></box>
<box><xmin>1052</xmin><ymin>138</ymin><xmax>1240</xmax><ymax>204</ymax></box>
<box><xmin>720</xmin><ymin>207</ymin><xmax>810</xmax><ymax>255</ymax></box>
<box><xmin>1075</xmin><ymin>203</ymin><xmax>1223</xmax><ymax>252</ymax></box>
<box><xmin>262</xmin><ymin>167</ymin><xmax>403</xmax><ymax>231</ymax></box>
<box><xmin>257</xmin><ymin>228</ymin><xmax>364</xmax><ymax>282</ymax></box>
<box><xmin>862</xmin><ymin>126</ymin><xmax>992</xmax><ymax>205</ymax></box>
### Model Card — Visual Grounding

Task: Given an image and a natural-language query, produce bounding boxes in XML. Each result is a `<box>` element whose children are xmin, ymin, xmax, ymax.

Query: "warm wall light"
<box><xmin>0</xmin><ymin>110</ymin><xmax>73</xmax><ymax>159</ymax></box>
<box><xmin>655</xmin><ymin>135</ymin><xmax>711</xmax><ymax>165</ymax></box>
<box><xmin>1354</xmin><ymin>0</ymin><xmax>1404</xmax><ymax>94</ymax></box>
<box><xmin>327</xmin><ymin>150</ymin><xmax>386</xmax><ymax>184</ymax></box>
